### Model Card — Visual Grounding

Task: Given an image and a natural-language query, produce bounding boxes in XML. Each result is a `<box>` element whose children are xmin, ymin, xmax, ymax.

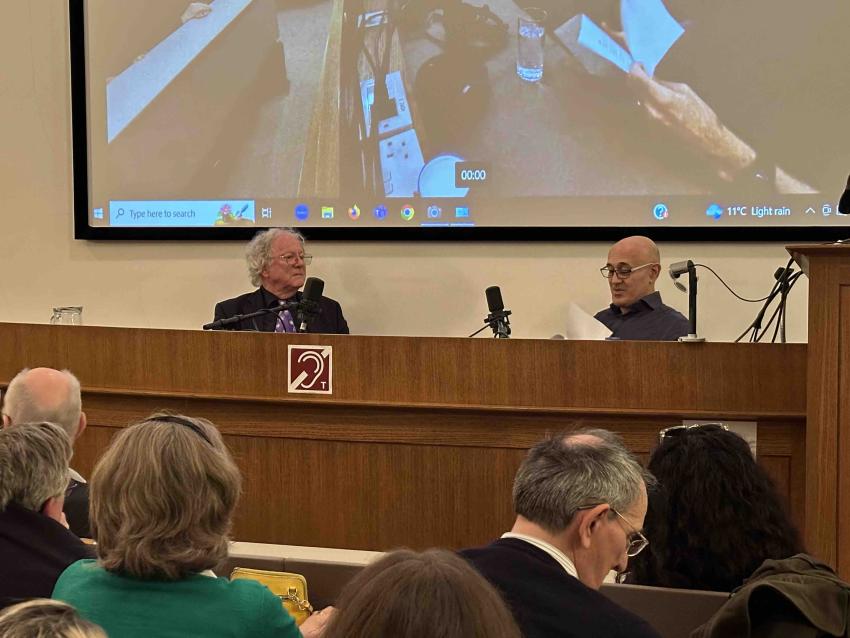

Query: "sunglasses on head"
<box><xmin>658</xmin><ymin>422</ymin><xmax>729</xmax><ymax>444</ymax></box>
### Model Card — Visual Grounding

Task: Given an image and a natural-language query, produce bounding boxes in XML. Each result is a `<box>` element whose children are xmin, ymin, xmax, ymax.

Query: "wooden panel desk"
<box><xmin>0</xmin><ymin>323</ymin><xmax>806</xmax><ymax>552</ymax></box>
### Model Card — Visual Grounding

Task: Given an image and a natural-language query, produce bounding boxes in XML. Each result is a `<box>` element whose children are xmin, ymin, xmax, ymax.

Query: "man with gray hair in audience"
<box><xmin>213</xmin><ymin>227</ymin><xmax>349</xmax><ymax>333</ymax></box>
<box><xmin>0</xmin><ymin>422</ymin><xmax>93</xmax><ymax>609</ymax></box>
<box><xmin>461</xmin><ymin>429</ymin><xmax>661</xmax><ymax>638</ymax></box>
<box><xmin>2</xmin><ymin>368</ymin><xmax>90</xmax><ymax>538</ymax></box>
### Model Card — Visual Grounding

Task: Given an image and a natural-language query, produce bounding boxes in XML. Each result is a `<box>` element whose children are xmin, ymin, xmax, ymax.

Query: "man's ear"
<box><xmin>76</xmin><ymin>411</ymin><xmax>87</xmax><ymax>441</ymax></box>
<box><xmin>1</xmin><ymin>413</ymin><xmax>10</xmax><ymax>428</ymax></box>
<box><xmin>576</xmin><ymin>504</ymin><xmax>609</xmax><ymax>549</ymax></box>
<box><xmin>649</xmin><ymin>263</ymin><xmax>661</xmax><ymax>283</ymax></box>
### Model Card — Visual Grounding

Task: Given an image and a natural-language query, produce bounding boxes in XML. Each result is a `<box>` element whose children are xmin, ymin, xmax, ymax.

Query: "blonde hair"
<box><xmin>0</xmin><ymin>422</ymin><xmax>71</xmax><ymax>512</ymax></box>
<box><xmin>90</xmin><ymin>412</ymin><xmax>242</xmax><ymax>580</ymax></box>
<box><xmin>0</xmin><ymin>599</ymin><xmax>106</xmax><ymax>638</ymax></box>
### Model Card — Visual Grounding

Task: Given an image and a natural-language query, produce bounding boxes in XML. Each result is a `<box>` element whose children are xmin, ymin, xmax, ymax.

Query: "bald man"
<box><xmin>2</xmin><ymin>368</ymin><xmax>90</xmax><ymax>538</ymax></box>
<box><xmin>594</xmin><ymin>236</ymin><xmax>689</xmax><ymax>341</ymax></box>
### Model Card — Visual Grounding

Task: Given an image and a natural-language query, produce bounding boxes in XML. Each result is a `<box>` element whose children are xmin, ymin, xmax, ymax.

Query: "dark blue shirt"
<box><xmin>594</xmin><ymin>291</ymin><xmax>689</xmax><ymax>341</ymax></box>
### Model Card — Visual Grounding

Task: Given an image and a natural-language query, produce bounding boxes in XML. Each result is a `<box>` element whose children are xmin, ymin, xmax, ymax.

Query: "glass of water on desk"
<box><xmin>50</xmin><ymin>306</ymin><xmax>83</xmax><ymax>326</ymax></box>
<box><xmin>517</xmin><ymin>8</ymin><xmax>547</xmax><ymax>82</ymax></box>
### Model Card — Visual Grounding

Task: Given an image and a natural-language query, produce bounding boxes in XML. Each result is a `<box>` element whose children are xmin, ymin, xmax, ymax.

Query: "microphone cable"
<box><xmin>689</xmin><ymin>264</ymin><xmax>773</xmax><ymax>303</ymax></box>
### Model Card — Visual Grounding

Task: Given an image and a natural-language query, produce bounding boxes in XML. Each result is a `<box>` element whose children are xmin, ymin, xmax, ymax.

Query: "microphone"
<box><xmin>839</xmin><ymin>174</ymin><xmax>850</xmax><ymax>214</ymax></box>
<box><xmin>484</xmin><ymin>286</ymin><xmax>511</xmax><ymax>339</ymax></box>
<box><xmin>669</xmin><ymin>261</ymin><xmax>691</xmax><ymax>278</ymax></box>
<box><xmin>297</xmin><ymin>277</ymin><xmax>325</xmax><ymax>333</ymax></box>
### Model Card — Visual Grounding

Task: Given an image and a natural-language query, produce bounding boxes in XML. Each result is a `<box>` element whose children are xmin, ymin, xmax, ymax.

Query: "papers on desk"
<box><xmin>563</xmin><ymin>303</ymin><xmax>612</xmax><ymax>341</ymax></box>
<box><xmin>553</xmin><ymin>0</ymin><xmax>684</xmax><ymax>77</ymax></box>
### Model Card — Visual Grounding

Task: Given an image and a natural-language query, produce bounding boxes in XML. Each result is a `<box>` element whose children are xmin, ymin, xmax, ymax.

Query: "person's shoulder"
<box><xmin>216</xmin><ymin>289</ymin><xmax>262</xmax><ymax>309</ymax></box>
<box><xmin>462</xmin><ymin>538</ymin><xmax>567</xmax><ymax>577</ymax></box>
<box><xmin>319</xmin><ymin>294</ymin><xmax>343</xmax><ymax>310</ymax></box>
<box><xmin>222</xmin><ymin>578</ymin><xmax>300</xmax><ymax>637</ymax></box>
<box><xmin>53</xmin><ymin>559</ymin><xmax>100</xmax><ymax>594</ymax></box>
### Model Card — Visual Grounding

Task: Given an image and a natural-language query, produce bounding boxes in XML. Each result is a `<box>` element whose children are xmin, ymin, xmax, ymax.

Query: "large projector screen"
<box><xmin>70</xmin><ymin>0</ymin><xmax>850</xmax><ymax>239</ymax></box>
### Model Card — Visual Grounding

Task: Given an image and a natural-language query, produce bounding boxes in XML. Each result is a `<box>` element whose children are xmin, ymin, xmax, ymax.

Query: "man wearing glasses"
<box><xmin>594</xmin><ymin>236</ymin><xmax>689</xmax><ymax>341</ymax></box>
<box><xmin>213</xmin><ymin>228</ymin><xmax>349</xmax><ymax>334</ymax></box>
<box><xmin>461</xmin><ymin>430</ymin><xmax>661</xmax><ymax>638</ymax></box>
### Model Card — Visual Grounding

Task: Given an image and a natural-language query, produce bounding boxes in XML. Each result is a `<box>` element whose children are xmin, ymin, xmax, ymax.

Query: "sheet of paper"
<box><xmin>555</xmin><ymin>14</ymin><xmax>633</xmax><ymax>76</ymax></box>
<box><xmin>621</xmin><ymin>0</ymin><xmax>684</xmax><ymax>76</ymax></box>
<box><xmin>563</xmin><ymin>302</ymin><xmax>612</xmax><ymax>341</ymax></box>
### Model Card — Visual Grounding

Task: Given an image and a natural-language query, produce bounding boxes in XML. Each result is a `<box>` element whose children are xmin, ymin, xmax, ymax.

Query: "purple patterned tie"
<box><xmin>275</xmin><ymin>309</ymin><xmax>297</xmax><ymax>333</ymax></box>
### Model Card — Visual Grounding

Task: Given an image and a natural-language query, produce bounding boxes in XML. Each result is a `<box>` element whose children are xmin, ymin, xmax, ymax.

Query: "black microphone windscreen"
<box><xmin>303</xmin><ymin>277</ymin><xmax>325</xmax><ymax>302</ymax></box>
<box><xmin>485</xmin><ymin>286</ymin><xmax>504</xmax><ymax>312</ymax></box>
<box><xmin>839</xmin><ymin>174</ymin><xmax>850</xmax><ymax>214</ymax></box>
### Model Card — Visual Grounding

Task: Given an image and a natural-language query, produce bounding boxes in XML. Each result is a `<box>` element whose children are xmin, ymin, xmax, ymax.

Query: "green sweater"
<box><xmin>53</xmin><ymin>560</ymin><xmax>301</xmax><ymax>638</ymax></box>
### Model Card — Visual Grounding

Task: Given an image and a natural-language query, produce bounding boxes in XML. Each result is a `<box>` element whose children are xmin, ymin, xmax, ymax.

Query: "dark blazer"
<box><xmin>0</xmin><ymin>502</ymin><xmax>95</xmax><ymax>610</ymax></box>
<box><xmin>64</xmin><ymin>478</ymin><xmax>91</xmax><ymax>540</ymax></box>
<box><xmin>461</xmin><ymin>538</ymin><xmax>661</xmax><ymax>638</ymax></box>
<box><xmin>212</xmin><ymin>287</ymin><xmax>349</xmax><ymax>334</ymax></box>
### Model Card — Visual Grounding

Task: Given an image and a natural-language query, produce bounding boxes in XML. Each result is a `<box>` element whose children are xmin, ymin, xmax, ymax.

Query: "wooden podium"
<box><xmin>0</xmin><ymin>322</ymin><xmax>806</xmax><ymax>552</ymax></box>
<box><xmin>789</xmin><ymin>244</ymin><xmax>850</xmax><ymax>574</ymax></box>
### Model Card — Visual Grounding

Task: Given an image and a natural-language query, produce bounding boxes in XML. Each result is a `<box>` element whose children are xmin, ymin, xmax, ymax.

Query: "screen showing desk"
<box><xmin>72</xmin><ymin>0</ymin><xmax>850</xmax><ymax>237</ymax></box>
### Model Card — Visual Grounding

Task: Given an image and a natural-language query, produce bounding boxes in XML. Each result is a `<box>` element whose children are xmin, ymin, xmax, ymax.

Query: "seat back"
<box><xmin>601</xmin><ymin>583</ymin><xmax>729</xmax><ymax>638</ymax></box>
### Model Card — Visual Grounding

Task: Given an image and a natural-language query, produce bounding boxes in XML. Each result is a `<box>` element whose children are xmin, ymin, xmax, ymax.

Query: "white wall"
<box><xmin>0</xmin><ymin>2</ymin><xmax>808</xmax><ymax>342</ymax></box>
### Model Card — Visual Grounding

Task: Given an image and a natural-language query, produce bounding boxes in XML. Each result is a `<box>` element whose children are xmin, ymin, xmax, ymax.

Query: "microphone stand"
<box><xmin>468</xmin><ymin>309</ymin><xmax>512</xmax><ymax>338</ymax></box>
<box><xmin>202</xmin><ymin>301</ymin><xmax>299</xmax><ymax>331</ymax></box>
<box><xmin>677</xmin><ymin>261</ymin><xmax>705</xmax><ymax>343</ymax></box>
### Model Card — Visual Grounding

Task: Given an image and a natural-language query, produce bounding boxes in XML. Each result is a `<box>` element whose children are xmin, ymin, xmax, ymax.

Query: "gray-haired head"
<box><xmin>512</xmin><ymin>429</ymin><xmax>654</xmax><ymax>533</ymax></box>
<box><xmin>245</xmin><ymin>228</ymin><xmax>305</xmax><ymax>288</ymax></box>
<box><xmin>2</xmin><ymin>368</ymin><xmax>83</xmax><ymax>441</ymax></box>
<box><xmin>0</xmin><ymin>422</ymin><xmax>72</xmax><ymax>512</ymax></box>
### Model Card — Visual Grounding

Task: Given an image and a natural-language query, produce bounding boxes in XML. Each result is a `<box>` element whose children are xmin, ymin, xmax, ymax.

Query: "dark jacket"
<box><xmin>691</xmin><ymin>554</ymin><xmax>850</xmax><ymax>638</ymax></box>
<box><xmin>461</xmin><ymin>538</ymin><xmax>662</xmax><ymax>638</ymax></box>
<box><xmin>64</xmin><ymin>477</ymin><xmax>91</xmax><ymax>539</ymax></box>
<box><xmin>213</xmin><ymin>287</ymin><xmax>349</xmax><ymax>334</ymax></box>
<box><xmin>0</xmin><ymin>502</ymin><xmax>95</xmax><ymax>610</ymax></box>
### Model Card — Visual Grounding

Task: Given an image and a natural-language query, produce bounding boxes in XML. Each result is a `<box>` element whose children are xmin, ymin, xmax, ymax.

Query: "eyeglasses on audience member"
<box><xmin>576</xmin><ymin>504</ymin><xmax>649</xmax><ymax>558</ymax></box>
<box><xmin>599</xmin><ymin>263</ymin><xmax>658</xmax><ymax>279</ymax></box>
<box><xmin>276</xmin><ymin>252</ymin><xmax>312</xmax><ymax>265</ymax></box>
<box><xmin>658</xmin><ymin>422</ymin><xmax>730</xmax><ymax>443</ymax></box>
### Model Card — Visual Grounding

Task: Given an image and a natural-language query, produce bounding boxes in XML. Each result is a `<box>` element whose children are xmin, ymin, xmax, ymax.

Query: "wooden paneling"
<box><xmin>0</xmin><ymin>323</ymin><xmax>808</xmax><ymax>551</ymax></box>
<box><xmin>791</xmin><ymin>245</ymin><xmax>850</xmax><ymax>574</ymax></box>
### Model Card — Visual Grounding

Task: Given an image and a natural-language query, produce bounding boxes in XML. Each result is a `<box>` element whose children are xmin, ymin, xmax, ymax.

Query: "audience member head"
<box><xmin>0</xmin><ymin>599</ymin><xmax>106</xmax><ymax>638</ymax></box>
<box><xmin>602</xmin><ymin>236</ymin><xmax>661</xmax><ymax>309</ymax></box>
<box><xmin>245</xmin><ymin>227</ymin><xmax>308</xmax><ymax>299</ymax></box>
<box><xmin>630</xmin><ymin>424</ymin><xmax>804</xmax><ymax>592</ymax></box>
<box><xmin>0</xmin><ymin>421</ymin><xmax>71</xmax><ymax>523</ymax></box>
<box><xmin>323</xmin><ymin>549</ymin><xmax>522</xmax><ymax>638</ymax></box>
<box><xmin>90</xmin><ymin>412</ymin><xmax>242</xmax><ymax>580</ymax></box>
<box><xmin>2</xmin><ymin>368</ymin><xmax>86</xmax><ymax>442</ymax></box>
<box><xmin>511</xmin><ymin>429</ymin><xmax>654</xmax><ymax>589</ymax></box>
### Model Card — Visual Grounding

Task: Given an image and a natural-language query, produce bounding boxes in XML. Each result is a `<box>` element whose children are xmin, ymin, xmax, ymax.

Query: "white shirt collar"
<box><xmin>501</xmin><ymin>532</ymin><xmax>578</xmax><ymax>579</ymax></box>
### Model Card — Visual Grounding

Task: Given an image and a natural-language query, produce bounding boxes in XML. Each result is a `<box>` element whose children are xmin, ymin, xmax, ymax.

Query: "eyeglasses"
<box><xmin>599</xmin><ymin>263</ymin><xmax>658</xmax><ymax>279</ymax></box>
<box><xmin>611</xmin><ymin>508</ymin><xmax>649</xmax><ymax>557</ymax></box>
<box><xmin>275</xmin><ymin>253</ymin><xmax>312</xmax><ymax>266</ymax></box>
<box><xmin>577</xmin><ymin>504</ymin><xmax>649</xmax><ymax>558</ymax></box>
<box><xmin>658</xmin><ymin>422</ymin><xmax>729</xmax><ymax>443</ymax></box>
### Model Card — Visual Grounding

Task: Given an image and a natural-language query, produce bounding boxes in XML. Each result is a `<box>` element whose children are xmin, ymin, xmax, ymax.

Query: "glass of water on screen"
<box><xmin>517</xmin><ymin>8</ymin><xmax>547</xmax><ymax>82</ymax></box>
